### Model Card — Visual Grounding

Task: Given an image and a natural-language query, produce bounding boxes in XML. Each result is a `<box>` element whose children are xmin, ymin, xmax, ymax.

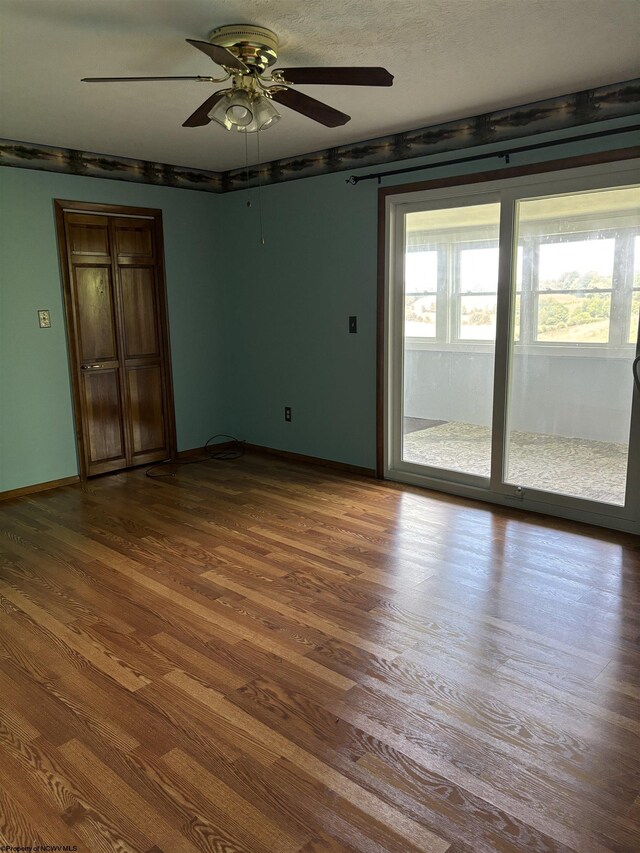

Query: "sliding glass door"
<box><xmin>385</xmin><ymin>161</ymin><xmax>640</xmax><ymax>532</ymax></box>
<box><xmin>400</xmin><ymin>199</ymin><xmax>500</xmax><ymax>480</ymax></box>
<box><xmin>504</xmin><ymin>187</ymin><xmax>639</xmax><ymax>507</ymax></box>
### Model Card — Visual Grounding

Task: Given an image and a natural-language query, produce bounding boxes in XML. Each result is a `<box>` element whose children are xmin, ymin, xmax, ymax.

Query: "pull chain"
<box><xmin>256</xmin><ymin>128</ymin><xmax>265</xmax><ymax>246</ymax></box>
<box><xmin>244</xmin><ymin>131</ymin><xmax>251</xmax><ymax>208</ymax></box>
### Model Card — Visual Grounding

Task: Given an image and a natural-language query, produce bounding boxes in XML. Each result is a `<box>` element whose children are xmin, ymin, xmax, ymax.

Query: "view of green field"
<box><xmin>405</xmin><ymin>267</ymin><xmax>640</xmax><ymax>343</ymax></box>
<box><xmin>534</xmin><ymin>270</ymin><xmax>639</xmax><ymax>343</ymax></box>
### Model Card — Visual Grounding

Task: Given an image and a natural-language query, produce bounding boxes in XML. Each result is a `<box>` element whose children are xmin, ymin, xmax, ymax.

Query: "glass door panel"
<box><xmin>401</xmin><ymin>202</ymin><xmax>500</xmax><ymax>477</ymax></box>
<box><xmin>504</xmin><ymin>186</ymin><xmax>640</xmax><ymax>506</ymax></box>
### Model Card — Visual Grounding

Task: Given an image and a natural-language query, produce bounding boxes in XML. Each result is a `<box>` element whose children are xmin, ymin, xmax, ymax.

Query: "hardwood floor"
<box><xmin>0</xmin><ymin>452</ymin><xmax>638</xmax><ymax>853</ymax></box>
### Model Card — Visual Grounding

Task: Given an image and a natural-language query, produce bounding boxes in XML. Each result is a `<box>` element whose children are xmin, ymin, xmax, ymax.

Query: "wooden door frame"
<box><xmin>54</xmin><ymin>199</ymin><xmax>177</xmax><ymax>479</ymax></box>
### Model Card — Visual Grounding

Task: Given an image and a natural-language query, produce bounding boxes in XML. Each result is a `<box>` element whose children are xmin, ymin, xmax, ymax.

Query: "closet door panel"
<box><xmin>120</xmin><ymin>267</ymin><xmax>160</xmax><ymax>358</ymax></box>
<box><xmin>81</xmin><ymin>368</ymin><xmax>127</xmax><ymax>473</ymax></box>
<box><xmin>127</xmin><ymin>365</ymin><xmax>167</xmax><ymax>459</ymax></box>
<box><xmin>74</xmin><ymin>266</ymin><xmax>118</xmax><ymax>363</ymax></box>
<box><xmin>57</xmin><ymin>203</ymin><xmax>176</xmax><ymax>477</ymax></box>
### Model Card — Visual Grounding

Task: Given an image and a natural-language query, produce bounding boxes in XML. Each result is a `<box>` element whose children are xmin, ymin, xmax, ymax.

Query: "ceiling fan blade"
<box><xmin>82</xmin><ymin>76</ymin><xmax>214</xmax><ymax>82</ymax></box>
<box><xmin>186</xmin><ymin>39</ymin><xmax>249</xmax><ymax>73</ymax></box>
<box><xmin>182</xmin><ymin>90</ymin><xmax>226</xmax><ymax>127</ymax></box>
<box><xmin>269</xmin><ymin>88</ymin><xmax>350</xmax><ymax>127</ymax></box>
<box><xmin>277</xmin><ymin>67</ymin><xmax>394</xmax><ymax>87</ymax></box>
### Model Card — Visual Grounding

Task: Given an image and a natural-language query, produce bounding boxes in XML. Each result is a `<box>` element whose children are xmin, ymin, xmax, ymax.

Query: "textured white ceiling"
<box><xmin>1</xmin><ymin>0</ymin><xmax>639</xmax><ymax>172</ymax></box>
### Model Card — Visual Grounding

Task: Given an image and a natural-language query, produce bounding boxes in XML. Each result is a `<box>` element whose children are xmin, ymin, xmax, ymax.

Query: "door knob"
<box><xmin>81</xmin><ymin>363</ymin><xmax>105</xmax><ymax>370</ymax></box>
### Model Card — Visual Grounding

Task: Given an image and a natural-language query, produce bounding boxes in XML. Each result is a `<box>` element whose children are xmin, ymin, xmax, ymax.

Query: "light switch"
<box><xmin>38</xmin><ymin>310</ymin><xmax>51</xmax><ymax>328</ymax></box>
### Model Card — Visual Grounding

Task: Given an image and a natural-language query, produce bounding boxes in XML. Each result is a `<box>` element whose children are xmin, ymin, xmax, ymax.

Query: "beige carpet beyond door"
<box><xmin>402</xmin><ymin>421</ymin><xmax>629</xmax><ymax>505</ymax></box>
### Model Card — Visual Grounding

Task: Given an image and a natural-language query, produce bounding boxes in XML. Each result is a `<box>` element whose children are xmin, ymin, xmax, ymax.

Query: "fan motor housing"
<box><xmin>208</xmin><ymin>25</ymin><xmax>279</xmax><ymax>73</ymax></box>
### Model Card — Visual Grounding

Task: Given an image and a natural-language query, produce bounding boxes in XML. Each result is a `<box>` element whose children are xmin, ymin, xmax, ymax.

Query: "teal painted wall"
<box><xmin>1</xmin><ymin>117</ymin><xmax>638</xmax><ymax>490</ymax></box>
<box><xmin>220</xmin><ymin>172</ymin><xmax>379</xmax><ymax>469</ymax></box>
<box><xmin>0</xmin><ymin>168</ymin><xmax>225</xmax><ymax>491</ymax></box>
<box><xmin>219</xmin><ymin>119</ymin><xmax>640</xmax><ymax>470</ymax></box>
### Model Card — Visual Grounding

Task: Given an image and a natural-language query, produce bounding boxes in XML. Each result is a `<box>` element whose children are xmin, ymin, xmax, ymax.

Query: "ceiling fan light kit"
<box><xmin>81</xmin><ymin>22</ymin><xmax>394</xmax><ymax>134</ymax></box>
<box><xmin>207</xmin><ymin>89</ymin><xmax>281</xmax><ymax>133</ymax></box>
<box><xmin>239</xmin><ymin>96</ymin><xmax>281</xmax><ymax>133</ymax></box>
<box><xmin>224</xmin><ymin>89</ymin><xmax>254</xmax><ymax>127</ymax></box>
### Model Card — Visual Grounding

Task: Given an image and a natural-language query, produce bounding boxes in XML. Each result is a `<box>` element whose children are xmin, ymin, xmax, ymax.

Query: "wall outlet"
<box><xmin>284</xmin><ymin>406</ymin><xmax>292</xmax><ymax>422</ymax></box>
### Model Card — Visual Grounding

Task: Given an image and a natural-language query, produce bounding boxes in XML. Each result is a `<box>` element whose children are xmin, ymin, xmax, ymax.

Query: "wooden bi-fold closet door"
<box><xmin>56</xmin><ymin>201</ymin><xmax>176</xmax><ymax>478</ymax></box>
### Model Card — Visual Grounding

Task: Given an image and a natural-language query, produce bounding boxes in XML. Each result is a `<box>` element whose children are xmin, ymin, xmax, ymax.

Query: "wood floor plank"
<box><xmin>202</xmin><ymin>568</ymin><xmax>406</xmax><ymax>659</ymax></box>
<box><xmin>59</xmin><ymin>738</ymin><xmax>203</xmax><ymax>853</ymax></box>
<box><xmin>0</xmin><ymin>772</ymin><xmax>80</xmax><ymax>850</ymax></box>
<box><xmin>165</xmin><ymin>668</ymin><xmax>449</xmax><ymax>852</ymax></box>
<box><xmin>138</xmin><ymin>676</ymin><xmax>282</xmax><ymax>767</ymax></box>
<box><xmin>92</xmin><ymin>547</ymin><xmax>356</xmax><ymax>692</ymax></box>
<box><xmin>162</xmin><ymin>747</ymin><xmax>302</xmax><ymax>853</ymax></box>
<box><xmin>0</xmin><ymin>579</ymin><xmax>150</xmax><ymax>691</ymax></box>
<box><xmin>0</xmin><ymin>730</ymin><xmax>151</xmax><ymax>852</ymax></box>
<box><xmin>0</xmin><ymin>453</ymin><xmax>638</xmax><ymax>851</ymax></box>
<box><xmin>355</xmin><ymin>751</ymin><xmax>580</xmax><ymax>853</ymax></box>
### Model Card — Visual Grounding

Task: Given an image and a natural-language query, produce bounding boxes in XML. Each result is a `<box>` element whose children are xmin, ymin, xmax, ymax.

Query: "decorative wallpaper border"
<box><xmin>0</xmin><ymin>141</ymin><xmax>223</xmax><ymax>192</ymax></box>
<box><xmin>1</xmin><ymin>78</ymin><xmax>639</xmax><ymax>193</ymax></box>
<box><xmin>224</xmin><ymin>78</ymin><xmax>640</xmax><ymax>190</ymax></box>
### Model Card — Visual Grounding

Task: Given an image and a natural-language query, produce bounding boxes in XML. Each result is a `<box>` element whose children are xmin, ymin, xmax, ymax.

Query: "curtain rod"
<box><xmin>345</xmin><ymin>123</ymin><xmax>640</xmax><ymax>186</ymax></box>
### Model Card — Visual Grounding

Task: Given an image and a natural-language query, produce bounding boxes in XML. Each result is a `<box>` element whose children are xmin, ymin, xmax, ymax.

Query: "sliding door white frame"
<box><xmin>389</xmin><ymin>189</ymin><xmax>502</xmax><ymax>491</ymax></box>
<box><xmin>384</xmin><ymin>159</ymin><xmax>640</xmax><ymax>534</ymax></box>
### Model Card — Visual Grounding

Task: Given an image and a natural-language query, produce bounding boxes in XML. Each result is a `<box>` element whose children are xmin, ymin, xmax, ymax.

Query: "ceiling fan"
<box><xmin>82</xmin><ymin>24</ymin><xmax>393</xmax><ymax>133</ymax></box>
